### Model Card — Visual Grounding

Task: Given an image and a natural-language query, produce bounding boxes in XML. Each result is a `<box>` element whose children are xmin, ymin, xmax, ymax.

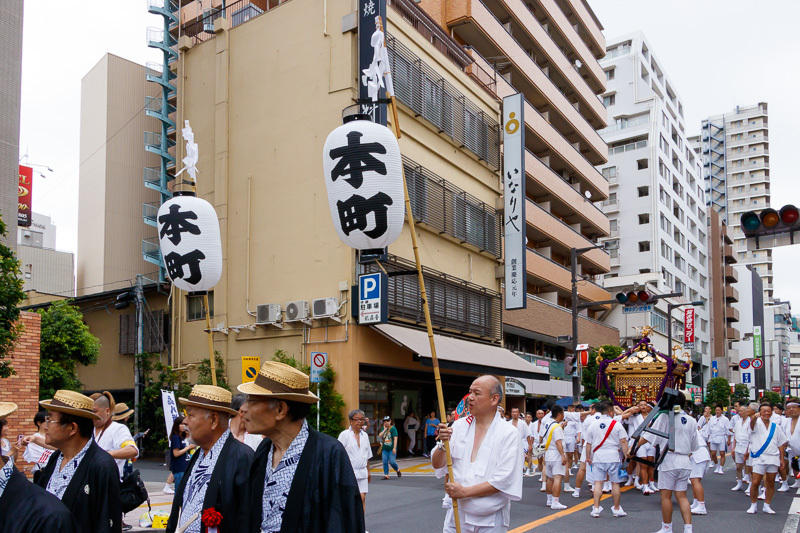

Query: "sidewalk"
<box><xmin>369</xmin><ymin>454</ymin><xmax>436</xmax><ymax>476</ymax></box>
<box><xmin>123</xmin><ymin>481</ymin><xmax>175</xmax><ymax>531</ymax></box>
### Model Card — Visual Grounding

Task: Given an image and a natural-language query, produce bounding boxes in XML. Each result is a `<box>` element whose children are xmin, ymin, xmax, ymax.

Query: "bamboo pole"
<box><xmin>386</xmin><ymin>94</ymin><xmax>461</xmax><ymax>533</ymax></box>
<box><xmin>203</xmin><ymin>293</ymin><xmax>217</xmax><ymax>386</ymax></box>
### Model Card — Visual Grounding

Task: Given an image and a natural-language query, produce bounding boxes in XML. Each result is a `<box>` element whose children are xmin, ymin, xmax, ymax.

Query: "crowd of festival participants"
<box><xmin>0</xmin><ymin>366</ymin><xmax>798</xmax><ymax>533</ymax></box>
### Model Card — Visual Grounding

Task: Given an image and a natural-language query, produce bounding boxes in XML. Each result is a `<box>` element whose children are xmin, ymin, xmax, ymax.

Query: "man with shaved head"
<box><xmin>433</xmin><ymin>375</ymin><xmax>523</xmax><ymax>532</ymax></box>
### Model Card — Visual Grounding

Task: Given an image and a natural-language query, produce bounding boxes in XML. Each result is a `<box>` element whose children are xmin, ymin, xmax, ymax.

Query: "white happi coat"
<box><xmin>434</xmin><ymin>412</ymin><xmax>523</xmax><ymax>532</ymax></box>
<box><xmin>337</xmin><ymin>427</ymin><xmax>372</xmax><ymax>480</ymax></box>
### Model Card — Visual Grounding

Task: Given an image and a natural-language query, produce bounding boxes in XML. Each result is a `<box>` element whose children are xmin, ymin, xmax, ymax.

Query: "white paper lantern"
<box><xmin>157</xmin><ymin>192</ymin><xmax>222</xmax><ymax>292</ymax></box>
<box><xmin>322</xmin><ymin>116</ymin><xmax>405</xmax><ymax>250</ymax></box>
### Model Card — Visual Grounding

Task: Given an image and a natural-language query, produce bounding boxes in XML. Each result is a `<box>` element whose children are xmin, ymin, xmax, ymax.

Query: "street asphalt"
<box><xmin>127</xmin><ymin>455</ymin><xmax>800</xmax><ymax>532</ymax></box>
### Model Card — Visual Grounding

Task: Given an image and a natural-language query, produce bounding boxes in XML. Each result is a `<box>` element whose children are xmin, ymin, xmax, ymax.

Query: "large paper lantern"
<box><xmin>322</xmin><ymin>115</ymin><xmax>404</xmax><ymax>250</ymax></box>
<box><xmin>157</xmin><ymin>192</ymin><xmax>222</xmax><ymax>292</ymax></box>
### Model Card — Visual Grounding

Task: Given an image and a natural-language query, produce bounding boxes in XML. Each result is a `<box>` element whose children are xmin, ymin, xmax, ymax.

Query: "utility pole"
<box><xmin>570</xmin><ymin>244</ymin><xmax>606</xmax><ymax>401</ymax></box>
<box><xmin>134</xmin><ymin>274</ymin><xmax>144</xmax><ymax>435</ymax></box>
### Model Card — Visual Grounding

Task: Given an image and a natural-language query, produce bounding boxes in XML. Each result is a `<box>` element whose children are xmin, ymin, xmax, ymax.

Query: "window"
<box><xmin>187</xmin><ymin>292</ymin><xmax>214</xmax><ymax>321</ymax></box>
<box><xmin>608</xmin><ymin>138</ymin><xmax>647</xmax><ymax>155</ymax></box>
<box><xmin>602</xmin><ymin>166</ymin><xmax>617</xmax><ymax>179</ymax></box>
<box><xmin>606</xmin><ymin>68</ymin><xmax>615</xmax><ymax>80</ymax></box>
<box><xmin>638</xmin><ymin>186</ymin><xmax>649</xmax><ymax>197</ymax></box>
<box><xmin>639</xmin><ymin>213</ymin><xmax>650</xmax><ymax>224</ymax></box>
<box><xmin>609</xmin><ymin>219</ymin><xmax>618</xmax><ymax>232</ymax></box>
<box><xmin>639</xmin><ymin>241</ymin><xmax>650</xmax><ymax>252</ymax></box>
<box><xmin>637</xmin><ymin>158</ymin><xmax>649</xmax><ymax>170</ymax></box>
<box><xmin>603</xmin><ymin>94</ymin><xmax>616</xmax><ymax>107</ymax></box>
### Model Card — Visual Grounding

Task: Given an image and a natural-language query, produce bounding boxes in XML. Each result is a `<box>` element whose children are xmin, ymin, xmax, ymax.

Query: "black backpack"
<box><xmin>120</xmin><ymin>469</ymin><xmax>150</xmax><ymax>514</ymax></box>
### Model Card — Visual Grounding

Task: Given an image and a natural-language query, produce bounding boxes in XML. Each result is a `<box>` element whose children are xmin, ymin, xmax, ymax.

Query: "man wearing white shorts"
<box><xmin>509</xmin><ymin>408</ymin><xmax>530</xmax><ymax>474</ymax></box>
<box><xmin>731</xmin><ymin>403</ymin><xmax>752</xmax><ymax>491</ymax></box>
<box><xmin>585</xmin><ymin>401</ymin><xmax>629</xmax><ymax>518</ymax></box>
<box><xmin>784</xmin><ymin>399</ymin><xmax>800</xmax><ymax>489</ymax></box>
<box><xmin>747</xmin><ymin>402</ymin><xmax>788</xmax><ymax>514</ymax></box>
<box><xmin>690</xmin><ymin>422</ymin><xmax>711</xmax><ymax>515</ymax></box>
<box><xmin>707</xmin><ymin>405</ymin><xmax>729</xmax><ymax>474</ymax></box>
<box><xmin>573</xmin><ymin>405</ymin><xmax>601</xmax><ymax>498</ymax></box>
<box><xmin>338</xmin><ymin>409</ymin><xmax>373</xmax><ymax>522</ymax></box>
<box><xmin>562</xmin><ymin>405</ymin><xmax>579</xmax><ymax>491</ymax></box>
<box><xmin>637</xmin><ymin>394</ymin><xmax>699</xmax><ymax>533</ymax></box>
<box><xmin>543</xmin><ymin>406</ymin><xmax>568</xmax><ymax>510</ymax></box>
<box><xmin>633</xmin><ymin>402</ymin><xmax>658</xmax><ymax>493</ymax></box>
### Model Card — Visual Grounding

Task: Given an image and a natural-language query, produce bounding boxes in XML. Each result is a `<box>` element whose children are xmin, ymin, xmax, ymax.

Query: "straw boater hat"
<box><xmin>178</xmin><ymin>385</ymin><xmax>239</xmax><ymax>416</ymax></box>
<box><xmin>237</xmin><ymin>361</ymin><xmax>319</xmax><ymax>404</ymax></box>
<box><xmin>112</xmin><ymin>403</ymin><xmax>134</xmax><ymax>421</ymax></box>
<box><xmin>40</xmin><ymin>390</ymin><xmax>101</xmax><ymax>420</ymax></box>
<box><xmin>0</xmin><ymin>402</ymin><xmax>17</xmax><ymax>420</ymax></box>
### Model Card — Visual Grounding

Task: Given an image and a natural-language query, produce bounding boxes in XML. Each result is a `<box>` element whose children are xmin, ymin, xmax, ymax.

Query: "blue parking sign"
<box><xmin>358</xmin><ymin>272</ymin><xmax>387</xmax><ymax>324</ymax></box>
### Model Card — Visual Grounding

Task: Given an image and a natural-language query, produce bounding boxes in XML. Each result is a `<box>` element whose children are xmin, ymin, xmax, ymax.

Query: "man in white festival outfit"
<box><xmin>90</xmin><ymin>392</ymin><xmax>138</xmax><ymax>479</ymax></box>
<box><xmin>433</xmin><ymin>375</ymin><xmax>523</xmax><ymax>532</ymax></box>
<box><xmin>338</xmin><ymin>409</ymin><xmax>372</xmax><ymax>525</ymax></box>
<box><xmin>585</xmin><ymin>401</ymin><xmax>629</xmax><ymax>518</ymax></box>
<box><xmin>747</xmin><ymin>402</ymin><xmax>788</xmax><ymax>514</ymax></box>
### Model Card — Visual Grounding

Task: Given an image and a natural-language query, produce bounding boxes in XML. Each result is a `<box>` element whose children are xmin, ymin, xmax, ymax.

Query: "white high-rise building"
<box><xmin>696</xmin><ymin>103</ymin><xmax>773</xmax><ymax>303</ymax></box>
<box><xmin>597</xmin><ymin>32</ymin><xmax>711</xmax><ymax>385</ymax></box>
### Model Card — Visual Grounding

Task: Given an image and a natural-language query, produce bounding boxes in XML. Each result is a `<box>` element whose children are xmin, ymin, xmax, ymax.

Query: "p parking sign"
<box><xmin>358</xmin><ymin>272</ymin><xmax>387</xmax><ymax>324</ymax></box>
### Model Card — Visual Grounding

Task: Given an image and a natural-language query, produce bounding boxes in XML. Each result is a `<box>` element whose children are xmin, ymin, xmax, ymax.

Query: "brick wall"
<box><xmin>1</xmin><ymin>311</ymin><xmax>41</xmax><ymax>475</ymax></box>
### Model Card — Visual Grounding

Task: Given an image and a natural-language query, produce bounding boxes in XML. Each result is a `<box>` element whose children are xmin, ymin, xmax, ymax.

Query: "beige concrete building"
<box><xmin>697</xmin><ymin>103</ymin><xmax>773</xmax><ymax>302</ymax></box>
<box><xmin>77</xmin><ymin>54</ymin><xmax>162</xmax><ymax>295</ymax></box>
<box><xmin>706</xmin><ymin>209</ymin><xmax>739</xmax><ymax>380</ymax></box>
<box><xmin>0</xmin><ymin>1</ymin><xmax>23</xmax><ymax>250</ymax></box>
<box><xmin>418</xmin><ymin>0</ymin><xmax>617</xmax><ymax>403</ymax></box>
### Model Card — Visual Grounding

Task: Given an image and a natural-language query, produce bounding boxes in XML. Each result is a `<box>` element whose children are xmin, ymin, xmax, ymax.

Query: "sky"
<box><xmin>17</xmin><ymin>0</ymin><xmax>800</xmax><ymax>304</ymax></box>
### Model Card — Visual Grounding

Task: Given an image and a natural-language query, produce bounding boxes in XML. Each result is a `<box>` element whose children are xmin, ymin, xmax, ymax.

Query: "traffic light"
<box><xmin>115</xmin><ymin>291</ymin><xmax>136</xmax><ymax>310</ymax></box>
<box><xmin>615</xmin><ymin>290</ymin><xmax>657</xmax><ymax>306</ymax></box>
<box><xmin>740</xmin><ymin>205</ymin><xmax>800</xmax><ymax>237</ymax></box>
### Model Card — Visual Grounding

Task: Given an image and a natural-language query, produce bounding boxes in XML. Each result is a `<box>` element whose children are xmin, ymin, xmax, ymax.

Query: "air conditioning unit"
<box><xmin>256</xmin><ymin>304</ymin><xmax>281</xmax><ymax>324</ymax></box>
<box><xmin>312</xmin><ymin>297</ymin><xmax>339</xmax><ymax>318</ymax></box>
<box><xmin>285</xmin><ymin>300</ymin><xmax>309</xmax><ymax>322</ymax></box>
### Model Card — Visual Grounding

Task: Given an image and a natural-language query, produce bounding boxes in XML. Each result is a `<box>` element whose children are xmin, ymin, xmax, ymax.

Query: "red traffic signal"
<box><xmin>615</xmin><ymin>290</ymin><xmax>657</xmax><ymax>306</ymax></box>
<box><xmin>741</xmin><ymin>205</ymin><xmax>800</xmax><ymax>235</ymax></box>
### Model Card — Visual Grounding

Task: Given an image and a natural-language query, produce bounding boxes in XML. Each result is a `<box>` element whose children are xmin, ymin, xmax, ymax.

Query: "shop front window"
<box><xmin>359</xmin><ymin>380</ymin><xmax>389</xmax><ymax>447</ymax></box>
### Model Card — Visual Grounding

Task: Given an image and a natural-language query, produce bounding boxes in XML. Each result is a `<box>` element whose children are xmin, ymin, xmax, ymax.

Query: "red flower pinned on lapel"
<box><xmin>201</xmin><ymin>507</ymin><xmax>222</xmax><ymax>533</ymax></box>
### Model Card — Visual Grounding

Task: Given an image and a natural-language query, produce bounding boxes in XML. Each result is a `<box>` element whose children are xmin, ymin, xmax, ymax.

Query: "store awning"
<box><xmin>373</xmin><ymin>324</ymin><xmax>549</xmax><ymax>380</ymax></box>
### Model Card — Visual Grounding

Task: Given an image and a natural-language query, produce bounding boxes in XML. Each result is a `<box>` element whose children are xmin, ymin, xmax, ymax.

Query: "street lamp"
<box><xmin>570</xmin><ymin>243</ymin><xmax>607</xmax><ymax>401</ymax></box>
<box><xmin>667</xmin><ymin>299</ymin><xmax>704</xmax><ymax>391</ymax></box>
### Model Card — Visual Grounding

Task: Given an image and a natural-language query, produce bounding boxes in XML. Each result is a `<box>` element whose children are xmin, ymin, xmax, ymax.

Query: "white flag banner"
<box><xmin>361</xmin><ymin>16</ymin><xmax>394</xmax><ymax>102</ymax></box>
<box><xmin>161</xmin><ymin>390</ymin><xmax>180</xmax><ymax>437</ymax></box>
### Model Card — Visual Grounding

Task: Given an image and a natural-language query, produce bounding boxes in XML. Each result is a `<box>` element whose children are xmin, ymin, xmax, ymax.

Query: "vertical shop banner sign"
<box><xmin>753</xmin><ymin>326</ymin><xmax>762</xmax><ymax>358</ymax></box>
<box><xmin>358</xmin><ymin>0</ymin><xmax>387</xmax><ymax>125</ymax></box>
<box><xmin>392</xmin><ymin>389</ymin><xmax>418</xmax><ymax>419</ymax></box>
<box><xmin>503</xmin><ymin>94</ymin><xmax>526</xmax><ymax>310</ymax></box>
<box><xmin>18</xmin><ymin>165</ymin><xmax>32</xmax><ymax>227</ymax></box>
<box><xmin>161</xmin><ymin>390</ymin><xmax>180</xmax><ymax>437</ymax></box>
<box><xmin>684</xmin><ymin>308</ymin><xmax>695</xmax><ymax>350</ymax></box>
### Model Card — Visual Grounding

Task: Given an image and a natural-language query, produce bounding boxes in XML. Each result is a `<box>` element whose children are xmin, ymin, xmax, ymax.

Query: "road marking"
<box><xmin>509</xmin><ymin>486</ymin><xmax>634</xmax><ymax>533</ymax></box>
<box><xmin>782</xmin><ymin>495</ymin><xmax>800</xmax><ymax>533</ymax></box>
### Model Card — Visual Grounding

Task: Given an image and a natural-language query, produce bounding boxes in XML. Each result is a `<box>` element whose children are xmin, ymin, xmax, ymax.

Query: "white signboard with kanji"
<box><xmin>503</xmin><ymin>93</ymin><xmax>526</xmax><ymax>310</ymax></box>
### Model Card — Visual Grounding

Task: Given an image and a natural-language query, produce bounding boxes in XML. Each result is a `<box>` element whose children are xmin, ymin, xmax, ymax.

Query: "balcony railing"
<box><xmin>360</xmin><ymin>254</ymin><xmax>501</xmax><ymax>341</ymax></box>
<box><xmin>386</xmin><ymin>33</ymin><xmax>501</xmax><ymax>171</ymax></box>
<box><xmin>182</xmin><ymin>0</ymin><xmax>288</xmax><ymax>44</ymax></box>
<box><xmin>403</xmin><ymin>156</ymin><xmax>501</xmax><ymax>257</ymax></box>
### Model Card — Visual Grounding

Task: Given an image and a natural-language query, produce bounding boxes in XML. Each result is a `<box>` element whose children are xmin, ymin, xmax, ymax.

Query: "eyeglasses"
<box><xmin>351</xmin><ymin>418</ymin><xmax>367</xmax><ymax>422</ymax></box>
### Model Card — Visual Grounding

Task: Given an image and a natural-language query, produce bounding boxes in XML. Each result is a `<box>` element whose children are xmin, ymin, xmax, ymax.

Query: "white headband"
<box><xmin>786</xmin><ymin>402</ymin><xmax>800</xmax><ymax>408</ymax></box>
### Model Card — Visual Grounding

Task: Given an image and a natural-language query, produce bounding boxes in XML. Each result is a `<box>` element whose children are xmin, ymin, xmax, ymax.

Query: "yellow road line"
<box><xmin>508</xmin><ymin>486</ymin><xmax>634</xmax><ymax>533</ymax></box>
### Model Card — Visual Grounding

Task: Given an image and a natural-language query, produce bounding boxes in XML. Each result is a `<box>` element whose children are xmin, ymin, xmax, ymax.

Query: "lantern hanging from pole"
<box><xmin>157</xmin><ymin>193</ymin><xmax>222</xmax><ymax>292</ymax></box>
<box><xmin>580</xmin><ymin>350</ymin><xmax>589</xmax><ymax>367</ymax></box>
<box><xmin>322</xmin><ymin>115</ymin><xmax>404</xmax><ymax>250</ymax></box>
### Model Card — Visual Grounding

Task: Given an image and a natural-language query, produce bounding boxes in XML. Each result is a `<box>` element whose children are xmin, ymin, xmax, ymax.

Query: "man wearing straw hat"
<box><xmin>433</xmin><ymin>375</ymin><xmax>523</xmax><ymax>533</ymax></box>
<box><xmin>166</xmin><ymin>384</ymin><xmax>253</xmax><ymax>533</ymax></box>
<box><xmin>90</xmin><ymin>392</ymin><xmax>138</xmax><ymax>480</ymax></box>
<box><xmin>240</xmin><ymin>361</ymin><xmax>365</xmax><ymax>533</ymax></box>
<box><xmin>36</xmin><ymin>390</ymin><xmax>122</xmax><ymax>533</ymax></box>
<box><xmin>0</xmin><ymin>401</ymin><xmax>78</xmax><ymax>533</ymax></box>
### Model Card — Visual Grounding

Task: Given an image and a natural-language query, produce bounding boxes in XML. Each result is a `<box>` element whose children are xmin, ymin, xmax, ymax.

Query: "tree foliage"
<box><xmin>705</xmin><ymin>377</ymin><xmax>731</xmax><ymax>407</ymax></box>
<box><xmin>272</xmin><ymin>349</ymin><xmax>345</xmax><ymax>438</ymax></box>
<box><xmin>731</xmin><ymin>384</ymin><xmax>750</xmax><ymax>406</ymax></box>
<box><xmin>0</xmin><ymin>215</ymin><xmax>26</xmax><ymax>378</ymax></box>
<box><xmin>581</xmin><ymin>344</ymin><xmax>621</xmax><ymax>400</ymax></box>
<box><xmin>38</xmin><ymin>300</ymin><xmax>101</xmax><ymax>399</ymax></box>
<box><xmin>136</xmin><ymin>351</ymin><xmax>229</xmax><ymax>452</ymax></box>
<box><xmin>761</xmin><ymin>391</ymin><xmax>782</xmax><ymax>405</ymax></box>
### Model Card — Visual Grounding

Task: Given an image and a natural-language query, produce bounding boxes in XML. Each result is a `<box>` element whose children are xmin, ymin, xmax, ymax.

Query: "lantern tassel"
<box><xmin>386</xmin><ymin>81</ymin><xmax>461</xmax><ymax>533</ymax></box>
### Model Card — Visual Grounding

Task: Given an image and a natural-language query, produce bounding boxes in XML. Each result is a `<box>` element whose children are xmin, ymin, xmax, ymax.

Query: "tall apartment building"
<box><xmin>705</xmin><ymin>209</ymin><xmax>739</xmax><ymax>380</ymax></box>
<box><xmin>597</xmin><ymin>33</ymin><xmax>711</xmax><ymax>386</ymax></box>
<box><xmin>77</xmin><ymin>54</ymin><xmax>162</xmax><ymax>295</ymax></box>
<box><xmin>764</xmin><ymin>299</ymin><xmax>792</xmax><ymax>394</ymax></box>
<box><xmin>697</xmin><ymin>103</ymin><xmax>773</xmax><ymax>302</ymax></box>
<box><xmin>0</xmin><ymin>2</ymin><xmax>23</xmax><ymax>249</ymax></box>
<box><xmin>731</xmin><ymin>265</ymin><xmax>765</xmax><ymax>394</ymax></box>
<box><xmin>420</xmin><ymin>0</ymin><xmax>618</xmax><ymax>400</ymax></box>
